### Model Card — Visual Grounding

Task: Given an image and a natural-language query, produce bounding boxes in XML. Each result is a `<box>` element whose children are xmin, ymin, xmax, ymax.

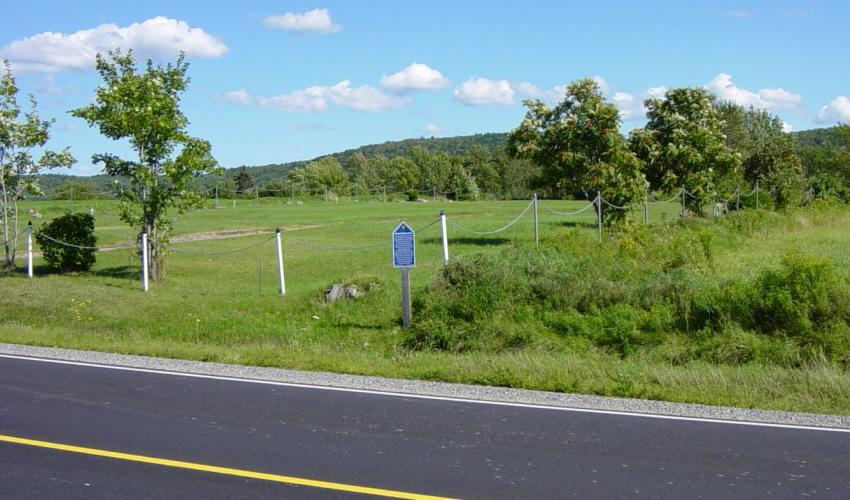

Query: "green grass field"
<box><xmin>2</xmin><ymin>196</ymin><xmax>849</xmax><ymax>415</ymax></box>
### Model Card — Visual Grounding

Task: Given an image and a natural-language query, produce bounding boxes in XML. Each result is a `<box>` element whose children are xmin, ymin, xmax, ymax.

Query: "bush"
<box><xmin>35</xmin><ymin>212</ymin><xmax>97</xmax><ymax>272</ymax></box>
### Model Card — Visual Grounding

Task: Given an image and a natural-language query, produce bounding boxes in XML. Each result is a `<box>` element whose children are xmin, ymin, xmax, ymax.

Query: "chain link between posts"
<box><xmin>538</xmin><ymin>199</ymin><xmax>597</xmax><ymax>216</ymax></box>
<box><xmin>447</xmin><ymin>201</ymin><xmax>533</xmax><ymax>235</ymax></box>
<box><xmin>36</xmin><ymin>232</ymin><xmax>131</xmax><ymax>251</ymax></box>
<box><xmin>168</xmin><ymin>234</ymin><xmax>277</xmax><ymax>256</ymax></box>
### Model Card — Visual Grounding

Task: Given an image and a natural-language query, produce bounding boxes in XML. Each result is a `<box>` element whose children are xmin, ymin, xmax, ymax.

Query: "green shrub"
<box><xmin>35</xmin><ymin>212</ymin><xmax>97</xmax><ymax>272</ymax></box>
<box><xmin>743</xmin><ymin>253</ymin><xmax>850</xmax><ymax>336</ymax></box>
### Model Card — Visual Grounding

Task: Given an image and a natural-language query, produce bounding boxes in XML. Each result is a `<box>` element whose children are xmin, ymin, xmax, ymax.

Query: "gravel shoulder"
<box><xmin>2</xmin><ymin>342</ymin><xmax>848</xmax><ymax>430</ymax></box>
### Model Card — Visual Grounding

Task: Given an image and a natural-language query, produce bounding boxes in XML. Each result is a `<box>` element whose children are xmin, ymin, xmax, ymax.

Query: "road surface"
<box><xmin>1</xmin><ymin>353</ymin><xmax>849</xmax><ymax>498</ymax></box>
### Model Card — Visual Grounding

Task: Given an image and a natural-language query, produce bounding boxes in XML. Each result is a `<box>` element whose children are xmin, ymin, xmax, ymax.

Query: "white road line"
<box><xmin>1</xmin><ymin>353</ymin><xmax>849</xmax><ymax>433</ymax></box>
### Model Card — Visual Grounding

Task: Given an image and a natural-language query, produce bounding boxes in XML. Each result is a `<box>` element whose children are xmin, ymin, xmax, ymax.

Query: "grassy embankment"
<box><xmin>1</xmin><ymin>196</ymin><xmax>849</xmax><ymax>415</ymax></box>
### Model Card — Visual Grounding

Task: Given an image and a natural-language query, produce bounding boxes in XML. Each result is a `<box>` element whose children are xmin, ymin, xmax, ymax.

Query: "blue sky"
<box><xmin>2</xmin><ymin>1</ymin><xmax>848</xmax><ymax>175</ymax></box>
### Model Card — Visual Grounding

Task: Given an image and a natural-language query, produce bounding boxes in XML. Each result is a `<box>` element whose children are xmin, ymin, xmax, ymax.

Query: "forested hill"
<box><xmin>794</xmin><ymin>126</ymin><xmax>850</xmax><ymax>148</ymax></box>
<box><xmin>30</xmin><ymin>127</ymin><xmax>849</xmax><ymax>194</ymax></box>
<box><xmin>33</xmin><ymin>132</ymin><xmax>512</xmax><ymax>193</ymax></box>
<box><xmin>240</xmin><ymin>132</ymin><xmax>509</xmax><ymax>184</ymax></box>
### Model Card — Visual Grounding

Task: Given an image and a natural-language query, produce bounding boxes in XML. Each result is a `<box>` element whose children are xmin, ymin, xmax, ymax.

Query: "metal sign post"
<box><xmin>392</xmin><ymin>221</ymin><xmax>416</xmax><ymax>328</ymax></box>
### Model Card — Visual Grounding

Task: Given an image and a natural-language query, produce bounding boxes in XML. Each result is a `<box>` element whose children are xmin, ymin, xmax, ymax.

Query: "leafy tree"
<box><xmin>386</xmin><ymin>156</ymin><xmax>419</xmax><ymax>192</ymax></box>
<box><xmin>716</xmin><ymin>103</ymin><xmax>804</xmax><ymax>208</ymax></box>
<box><xmin>508</xmin><ymin>78</ymin><xmax>645</xmax><ymax>223</ymax></box>
<box><xmin>71</xmin><ymin>49</ymin><xmax>219</xmax><ymax>282</ymax></box>
<box><xmin>289</xmin><ymin>156</ymin><xmax>350</xmax><ymax>196</ymax></box>
<box><xmin>631</xmin><ymin>88</ymin><xmax>738</xmax><ymax>214</ymax></box>
<box><xmin>233</xmin><ymin>166</ymin><xmax>254</xmax><ymax>195</ymax></box>
<box><xmin>52</xmin><ymin>180</ymin><xmax>100</xmax><ymax>200</ymax></box>
<box><xmin>461</xmin><ymin>146</ymin><xmax>501</xmax><ymax>194</ymax></box>
<box><xmin>35</xmin><ymin>212</ymin><xmax>96</xmax><ymax>272</ymax></box>
<box><xmin>409</xmin><ymin>147</ymin><xmax>454</xmax><ymax>193</ymax></box>
<box><xmin>1</xmin><ymin>60</ymin><xmax>75</xmax><ymax>269</ymax></box>
<box><xmin>494</xmin><ymin>152</ymin><xmax>538</xmax><ymax>199</ymax></box>
<box><xmin>797</xmin><ymin>125</ymin><xmax>850</xmax><ymax>199</ymax></box>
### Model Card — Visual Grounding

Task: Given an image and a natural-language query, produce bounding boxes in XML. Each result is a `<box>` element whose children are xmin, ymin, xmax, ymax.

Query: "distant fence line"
<box><xmin>19</xmin><ymin>179</ymin><xmax>816</xmax><ymax>293</ymax></box>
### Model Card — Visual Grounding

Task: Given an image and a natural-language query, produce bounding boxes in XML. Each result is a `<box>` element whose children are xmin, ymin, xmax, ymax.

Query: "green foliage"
<box><xmin>35</xmin><ymin>212</ymin><xmax>97</xmax><ymax>272</ymax></box>
<box><xmin>407</xmin><ymin>211</ymin><xmax>850</xmax><ymax>366</ymax></box>
<box><xmin>70</xmin><ymin>49</ymin><xmax>219</xmax><ymax>281</ymax></box>
<box><xmin>288</xmin><ymin>156</ymin><xmax>350</xmax><ymax>196</ymax></box>
<box><xmin>52</xmin><ymin>180</ymin><xmax>104</xmax><ymax>200</ymax></box>
<box><xmin>716</xmin><ymin>102</ymin><xmax>805</xmax><ymax>208</ymax></box>
<box><xmin>509</xmin><ymin>78</ymin><xmax>645</xmax><ymax>223</ymax></box>
<box><xmin>0</xmin><ymin>60</ymin><xmax>75</xmax><ymax>268</ymax></box>
<box><xmin>632</xmin><ymin>88</ymin><xmax>739</xmax><ymax>214</ymax></box>
<box><xmin>232</xmin><ymin>166</ymin><xmax>254</xmax><ymax>195</ymax></box>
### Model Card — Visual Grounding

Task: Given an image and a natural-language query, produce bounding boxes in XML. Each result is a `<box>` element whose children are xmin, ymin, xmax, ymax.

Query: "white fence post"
<box><xmin>643</xmin><ymin>187</ymin><xmax>649</xmax><ymax>225</ymax></box>
<box><xmin>440</xmin><ymin>210</ymin><xmax>449</xmax><ymax>266</ymax></box>
<box><xmin>532</xmin><ymin>193</ymin><xmax>539</xmax><ymax>246</ymax></box>
<box><xmin>275</xmin><ymin>228</ymin><xmax>286</xmax><ymax>296</ymax></box>
<box><xmin>26</xmin><ymin>221</ymin><xmax>33</xmax><ymax>278</ymax></box>
<box><xmin>755</xmin><ymin>180</ymin><xmax>760</xmax><ymax>210</ymax></box>
<box><xmin>141</xmin><ymin>233</ymin><xmax>149</xmax><ymax>292</ymax></box>
<box><xmin>596</xmin><ymin>191</ymin><xmax>602</xmax><ymax>242</ymax></box>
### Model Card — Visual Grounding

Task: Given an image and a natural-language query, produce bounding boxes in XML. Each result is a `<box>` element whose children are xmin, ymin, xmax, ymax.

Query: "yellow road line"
<box><xmin>0</xmin><ymin>434</ymin><xmax>459</xmax><ymax>500</ymax></box>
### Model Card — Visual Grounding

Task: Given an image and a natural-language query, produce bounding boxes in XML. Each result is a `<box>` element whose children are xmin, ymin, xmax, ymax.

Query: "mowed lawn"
<box><xmin>2</xmin><ymin>196</ymin><xmax>850</xmax><ymax>415</ymax></box>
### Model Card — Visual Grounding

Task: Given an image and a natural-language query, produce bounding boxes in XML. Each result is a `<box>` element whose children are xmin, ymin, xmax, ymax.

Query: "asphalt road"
<box><xmin>1</xmin><ymin>354</ymin><xmax>849</xmax><ymax>499</ymax></box>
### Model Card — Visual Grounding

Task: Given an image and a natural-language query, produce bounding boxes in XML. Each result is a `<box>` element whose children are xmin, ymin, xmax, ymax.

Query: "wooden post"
<box><xmin>440</xmin><ymin>210</ymin><xmax>449</xmax><ymax>266</ymax></box>
<box><xmin>680</xmin><ymin>184</ymin><xmax>686</xmax><ymax>217</ymax></box>
<box><xmin>26</xmin><ymin>221</ymin><xmax>33</xmax><ymax>278</ymax></box>
<box><xmin>643</xmin><ymin>188</ymin><xmax>649</xmax><ymax>225</ymax></box>
<box><xmin>141</xmin><ymin>233</ymin><xmax>149</xmax><ymax>292</ymax></box>
<box><xmin>532</xmin><ymin>193</ymin><xmax>539</xmax><ymax>246</ymax></box>
<box><xmin>401</xmin><ymin>267</ymin><xmax>411</xmax><ymax>328</ymax></box>
<box><xmin>596</xmin><ymin>191</ymin><xmax>602</xmax><ymax>242</ymax></box>
<box><xmin>275</xmin><ymin>228</ymin><xmax>285</xmax><ymax>296</ymax></box>
<box><xmin>755</xmin><ymin>181</ymin><xmax>760</xmax><ymax>210</ymax></box>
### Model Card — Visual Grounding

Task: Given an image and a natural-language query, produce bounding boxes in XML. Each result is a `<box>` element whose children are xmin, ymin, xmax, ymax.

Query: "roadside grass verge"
<box><xmin>2</xmin><ymin>198</ymin><xmax>849</xmax><ymax>415</ymax></box>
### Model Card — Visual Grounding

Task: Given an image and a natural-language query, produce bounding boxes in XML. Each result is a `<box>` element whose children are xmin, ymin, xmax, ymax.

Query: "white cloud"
<box><xmin>815</xmin><ymin>96</ymin><xmax>850</xmax><ymax>124</ymax></box>
<box><xmin>727</xmin><ymin>10</ymin><xmax>752</xmax><ymax>18</ymax></box>
<box><xmin>220</xmin><ymin>81</ymin><xmax>409</xmax><ymax>113</ymax></box>
<box><xmin>704</xmin><ymin>73</ymin><xmax>801</xmax><ymax>110</ymax></box>
<box><xmin>782</xmin><ymin>121</ymin><xmax>793</xmax><ymax>133</ymax></box>
<box><xmin>216</xmin><ymin>89</ymin><xmax>254</xmax><ymax>106</ymax></box>
<box><xmin>646</xmin><ymin>86</ymin><xmax>668</xmax><ymax>99</ymax></box>
<box><xmin>612</xmin><ymin>91</ymin><xmax>644</xmax><ymax>120</ymax></box>
<box><xmin>1</xmin><ymin>16</ymin><xmax>228</xmax><ymax>74</ymax></box>
<box><xmin>263</xmin><ymin>8</ymin><xmax>340</xmax><ymax>34</ymax></box>
<box><xmin>381</xmin><ymin>63</ymin><xmax>449</xmax><ymax>91</ymax></box>
<box><xmin>590</xmin><ymin>75</ymin><xmax>610</xmax><ymax>94</ymax></box>
<box><xmin>424</xmin><ymin>123</ymin><xmax>443</xmax><ymax>133</ymax></box>
<box><xmin>516</xmin><ymin>82</ymin><xmax>567</xmax><ymax>102</ymax></box>
<box><xmin>453</xmin><ymin>78</ymin><xmax>514</xmax><ymax>106</ymax></box>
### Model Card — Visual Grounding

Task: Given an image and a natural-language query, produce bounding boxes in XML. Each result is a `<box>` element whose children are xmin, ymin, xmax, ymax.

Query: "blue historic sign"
<box><xmin>392</xmin><ymin>221</ymin><xmax>416</xmax><ymax>268</ymax></box>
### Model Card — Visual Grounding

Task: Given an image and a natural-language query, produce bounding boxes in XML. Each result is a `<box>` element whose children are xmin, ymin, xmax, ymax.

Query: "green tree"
<box><xmin>797</xmin><ymin>125</ymin><xmax>850</xmax><ymax>199</ymax></box>
<box><xmin>461</xmin><ymin>146</ymin><xmax>501</xmax><ymax>194</ymax></box>
<box><xmin>1</xmin><ymin>60</ymin><xmax>75</xmax><ymax>269</ymax></box>
<box><xmin>508</xmin><ymin>78</ymin><xmax>645</xmax><ymax>223</ymax></box>
<box><xmin>71</xmin><ymin>49</ymin><xmax>219</xmax><ymax>282</ymax></box>
<box><xmin>289</xmin><ymin>156</ymin><xmax>350</xmax><ymax>197</ymax></box>
<box><xmin>716</xmin><ymin>103</ymin><xmax>804</xmax><ymax>208</ymax></box>
<box><xmin>631</xmin><ymin>88</ymin><xmax>738</xmax><ymax>214</ymax></box>
<box><xmin>233</xmin><ymin>166</ymin><xmax>254</xmax><ymax>195</ymax></box>
<box><xmin>386</xmin><ymin>156</ymin><xmax>419</xmax><ymax>193</ymax></box>
<box><xmin>52</xmin><ymin>180</ymin><xmax>99</xmax><ymax>200</ymax></box>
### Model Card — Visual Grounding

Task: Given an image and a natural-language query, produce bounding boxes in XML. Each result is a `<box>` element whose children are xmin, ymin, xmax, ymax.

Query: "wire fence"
<box><xmin>13</xmin><ymin>181</ymin><xmax>837</xmax><ymax>293</ymax></box>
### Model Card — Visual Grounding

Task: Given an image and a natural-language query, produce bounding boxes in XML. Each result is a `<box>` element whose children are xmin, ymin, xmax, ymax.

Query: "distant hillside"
<box><xmin>233</xmin><ymin>132</ymin><xmax>510</xmax><ymax>186</ymax></box>
<box><xmin>794</xmin><ymin>126</ymin><xmax>850</xmax><ymax>149</ymax></box>
<box><xmin>35</xmin><ymin>127</ymin><xmax>846</xmax><ymax>195</ymax></box>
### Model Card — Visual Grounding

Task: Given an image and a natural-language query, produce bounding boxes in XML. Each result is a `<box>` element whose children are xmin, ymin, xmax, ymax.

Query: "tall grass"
<box><xmin>3</xmin><ymin>198</ymin><xmax>850</xmax><ymax>414</ymax></box>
